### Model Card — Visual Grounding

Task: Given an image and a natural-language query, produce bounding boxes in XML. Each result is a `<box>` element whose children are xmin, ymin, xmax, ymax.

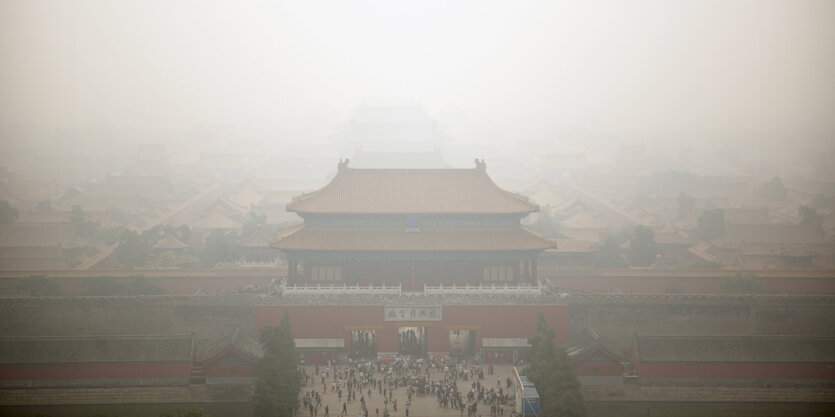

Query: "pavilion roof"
<box><xmin>287</xmin><ymin>160</ymin><xmax>538</xmax><ymax>215</ymax></box>
<box><xmin>564</xmin><ymin>326</ymin><xmax>627</xmax><ymax>363</ymax></box>
<box><xmin>238</xmin><ymin>227</ymin><xmax>274</xmax><ymax>248</ymax></box>
<box><xmin>196</xmin><ymin>328</ymin><xmax>263</xmax><ymax>363</ymax></box>
<box><xmin>270</xmin><ymin>225</ymin><xmax>554</xmax><ymax>252</ymax></box>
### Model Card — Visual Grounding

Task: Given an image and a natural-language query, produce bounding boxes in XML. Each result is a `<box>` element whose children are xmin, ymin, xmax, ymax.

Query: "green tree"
<box><xmin>628</xmin><ymin>225</ymin><xmax>658</xmax><ymax>267</ymax></box>
<box><xmin>114</xmin><ymin>229</ymin><xmax>152</xmax><ymax>268</ymax></box>
<box><xmin>759</xmin><ymin>177</ymin><xmax>788</xmax><ymax>201</ymax></box>
<box><xmin>200</xmin><ymin>230</ymin><xmax>238</xmax><ymax>267</ymax></box>
<box><xmin>531</xmin><ymin>208</ymin><xmax>562</xmax><ymax>239</ymax></box>
<box><xmin>525</xmin><ymin>313</ymin><xmax>585</xmax><ymax>417</ymax></box>
<box><xmin>799</xmin><ymin>205</ymin><xmax>823</xmax><ymax>225</ymax></box>
<box><xmin>0</xmin><ymin>200</ymin><xmax>19</xmax><ymax>224</ymax></box>
<box><xmin>676</xmin><ymin>192</ymin><xmax>695</xmax><ymax>220</ymax></box>
<box><xmin>107</xmin><ymin>207</ymin><xmax>132</xmax><ymax>225</ymax></box>
<box><xmin>69</xmin><ymin>205</ymin><xmax>98</xmax><ymax>239</ymax></box>
<box><xmin>720</xmin><ymin>273</ymin><xmax>761</xmax><ymax>294</ymax></box>
<box><xmin>695</xmin><ymin>209</ymin><xmax>725</xmax><ymax>240</ymax></box>
<box><xmin>593</xmin><ymin>237</ymin><xmax>626</xmax><ymax>268</ymax></box>
<box><xmin>254</xmin><ymin>310</ymin><xmax>301</xmax><ymax>417</ymax></box>
<box><xmin>127</xmin><ymin>276</ymin><xmax>166</xmax><ymax>295</ymax></box>
<box><xmin>17</xmin><ymin>275</ymin><xmax>64</xmax><ymax>296</ymax></box>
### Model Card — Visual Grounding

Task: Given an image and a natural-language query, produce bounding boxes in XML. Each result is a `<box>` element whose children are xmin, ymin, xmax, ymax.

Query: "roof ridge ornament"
<box><xmin>474</xmin><ymin>158</ymin><xmax>486</xmax><ymax>171</ymax></box>
<box><xmin>338</xmin><ymin>158</ymin><xmax>350</xmax><ymax>172</ymax></box>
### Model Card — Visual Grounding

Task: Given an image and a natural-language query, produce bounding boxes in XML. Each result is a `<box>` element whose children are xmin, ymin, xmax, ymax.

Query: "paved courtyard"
<box><xmin>298</xmin><ymin>364</ymin><xmax>518</xmax><ymax>417</ymax></box>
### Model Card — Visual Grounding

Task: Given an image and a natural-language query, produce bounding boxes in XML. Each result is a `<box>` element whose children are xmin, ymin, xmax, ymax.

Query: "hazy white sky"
<box><xmin>1</xmin><ymin>0</ymin><xmax>833</xmax><ymax>143</ymax></box>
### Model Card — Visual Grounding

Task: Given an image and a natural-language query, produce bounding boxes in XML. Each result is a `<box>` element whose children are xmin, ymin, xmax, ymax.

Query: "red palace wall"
<box><xmin>635</xmin><ymin>362</ymin><xmax>835</xmax><ymax>380</ymax></box>
<box><xmin>205</xmin><ymin>364</ymin><xmax>255</xmax><ymax>378</ymax></box>
<box><xmin>0</xmin><ymin>362</ymin><xmax>192</xmax><ymax>381</ymax></box>
<box><xmin>256</xmin><ymin>304</ymin><xmax>569</xmax><ymax>355</ymax></box>
<box><xmin>575</xmin><ymin>360</ymin><xmax>623</xmax><ymax>377</ymax></box>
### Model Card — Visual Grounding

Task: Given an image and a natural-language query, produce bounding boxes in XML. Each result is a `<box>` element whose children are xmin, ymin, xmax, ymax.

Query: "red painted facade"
<box><xmin>256</xmin><ymin>304</ymin><xmax>569</xmax><ymax>355</ymax></box>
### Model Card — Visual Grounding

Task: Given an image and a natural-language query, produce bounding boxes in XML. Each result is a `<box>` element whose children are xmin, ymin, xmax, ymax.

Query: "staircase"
<box><xmin>190</xmin><ymin>365</ymin><xmax>206</xmax><ymax>384</ymax></box>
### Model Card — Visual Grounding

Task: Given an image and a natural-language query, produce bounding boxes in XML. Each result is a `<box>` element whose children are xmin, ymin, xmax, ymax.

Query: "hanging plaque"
<box><xmin>384</xmin><ymin>305</ymin><xmax>442</xmax><ymax>321</ymax></box>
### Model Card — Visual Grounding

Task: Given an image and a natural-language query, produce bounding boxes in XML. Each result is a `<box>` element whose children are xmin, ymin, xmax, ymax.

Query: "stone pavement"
<box><xmin>299</xmin><ymin>364</ymin><xmax>517</xmax><ymax>417</ymax></box>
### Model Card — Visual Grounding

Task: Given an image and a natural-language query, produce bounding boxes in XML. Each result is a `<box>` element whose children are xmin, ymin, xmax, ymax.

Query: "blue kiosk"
<box><xmin>513</xmin><ymin>367</ymin><xmax>541</xmax><ymax>416</ymax></box>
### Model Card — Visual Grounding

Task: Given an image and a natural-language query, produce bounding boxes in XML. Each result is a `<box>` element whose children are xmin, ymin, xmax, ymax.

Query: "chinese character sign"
<box><xmin>384</xmin><ymin>306</ymin><xmax>442</xmax><ymax>321</ymax></box>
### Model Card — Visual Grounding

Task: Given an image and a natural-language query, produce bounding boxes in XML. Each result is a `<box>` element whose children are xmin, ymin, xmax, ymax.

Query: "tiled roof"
<box><xmin>197</xmin><ymin>328</ymin><xmax>263</xmax><ymax>363</ymax></box>
<box><xmin>0</xmin><ymin>335</ymin><xmax>193</xmax><ymax>364</ymax></box>
<box><xmin>635</xmin><ymin>335</ymin><xmax>835</xmax><ymax>363</ymax></box>
<box><xmin>286</xmin><ymin>161</ymin><xmax>538</xmax><ymax>215</ymax></box>
<box><xmin>564</xmin><ymin>326</ymin><xmax>627</xmax><ymax>363</ymax></box>
<box><xmin>193</xmin><ymin>211</ymin><xmax>242</xmax><ymax>231</ymax></box>
<box><xmin>271</xmin><ymin>225</ymin><xmax>554</xmax><ymax>252</ymax></box>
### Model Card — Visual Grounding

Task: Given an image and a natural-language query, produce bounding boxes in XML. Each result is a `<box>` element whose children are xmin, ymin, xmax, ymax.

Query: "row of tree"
<box><xmin>525</xmin><ymin>313</ymin><xmax>586</xmax><ymax>417</ymax></box>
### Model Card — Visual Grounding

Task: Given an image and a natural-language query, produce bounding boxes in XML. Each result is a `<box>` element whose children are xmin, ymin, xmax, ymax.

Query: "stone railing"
<box><xmin>281</xmin><ymin>283</ymin><xmax>402</xmax><ymax>296</ymax></box>
<box><xmin>423</xmin><ymin>283</ymin><xmax>542</xmax><ymax>296</ymax></box>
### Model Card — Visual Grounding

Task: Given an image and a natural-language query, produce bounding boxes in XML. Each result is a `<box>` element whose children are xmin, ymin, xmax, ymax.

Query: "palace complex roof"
<box><xmin>271</xmin><ymin>225</ymin><xmax>553</xmax><ymax>252</ymax></box>
<box><xmin>634</xmin><ymin>335</ymin><xmax>835</xmax><ymax>363</ymax></box>
<box><xmin>286</xmin><ymin>160</ymin><xmax>538</xmax><ymax>215</ymax></box>
<box><xmin>0</xmin><ymin>335</ymin><xmax>194</xmax><ymax>364</ymax></box>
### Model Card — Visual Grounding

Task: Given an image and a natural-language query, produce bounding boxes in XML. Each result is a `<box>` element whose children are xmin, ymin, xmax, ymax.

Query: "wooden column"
<box><xmin>532</xmin><ymin>256</ymin><xmax>538</xmax><ymax>284</ymax></box>
<box><xmin>289</xmin><ymin>259</ymin><xmax>296</xmax><ymax>282</ymax></box>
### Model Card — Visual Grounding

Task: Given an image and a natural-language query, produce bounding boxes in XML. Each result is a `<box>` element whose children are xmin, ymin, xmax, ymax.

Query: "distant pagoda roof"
<box><xmin>271</xmin><ymin>225</ymin><xmax>553</xmax><ymax>252</ymax></box>
<box><xmin>287</xmin><ymin>159</ymin><xmax>538</xmax><ymax>215</ymax></box>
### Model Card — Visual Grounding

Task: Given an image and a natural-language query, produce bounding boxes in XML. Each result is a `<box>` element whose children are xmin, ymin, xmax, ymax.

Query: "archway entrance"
<box><xmin>449</xmin><ymin>329</ymin><xmax>476</xmax><ymax>358</ymax></box>
<box><xmin>398</xmin><ymin>326</ymin><xmax>428</xmax><ymax>357</ymax></box>
<box><xmin>350</xmin><ymin>330</ymin><xmax>377</xmax><ymax>359</ymax></box>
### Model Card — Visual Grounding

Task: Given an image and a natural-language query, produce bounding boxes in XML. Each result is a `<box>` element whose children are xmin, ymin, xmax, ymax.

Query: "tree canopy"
<box><xmin>695</xmin><ymin>209</ymin><xmax>725</xmax><ymax>240</ymax></box>
<box><xmin>628</xmin><ymin>225</ymin><xmax>658</xmax><ymax>267</ymax></box>
<box><xmin>758</xmin><ymin>177</ymin><xmax>788</xmax><ymax>201</ymax></box>
<box><xmin>254</xmin><ymin>310</ymin><xmax>301</xmax><ymax>417</ymax></box>
<box><xmin>526</xmin><ymin>313</ymin><xmax>586</xmax><ymax>417</ymax></box>
<box><xmin>799</xmin><ymin>205</ymin><xmax>823</xmax><ymax>225</ymax></box>
<box><xmin>0</xmin><ymin>200</ymin><xmax>19</xmax><ymax>225</ymax></box>
<box><xmin>114</xmin><ymin>229</ymin><xmax>152</xmax><ymax>268</ymax></box>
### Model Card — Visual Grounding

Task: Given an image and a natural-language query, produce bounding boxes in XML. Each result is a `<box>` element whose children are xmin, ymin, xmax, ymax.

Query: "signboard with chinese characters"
<box><xmin>384</xmin><ymin>306</ymin><xmax>442</xmax><ymax>322</ymax></box>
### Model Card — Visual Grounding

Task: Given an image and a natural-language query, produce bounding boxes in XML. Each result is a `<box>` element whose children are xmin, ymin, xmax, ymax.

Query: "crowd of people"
<box><xmin>299</xmin><ymin>356</ymin><xmax>514</xmax><ymax>417</ymax></box>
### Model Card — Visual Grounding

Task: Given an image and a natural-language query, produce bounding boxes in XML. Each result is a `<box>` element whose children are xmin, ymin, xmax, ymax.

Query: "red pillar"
<box><xmin>532</xmin><ymin>257</ymin><xmax>538</xmax><ymax>284</ymax></box>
